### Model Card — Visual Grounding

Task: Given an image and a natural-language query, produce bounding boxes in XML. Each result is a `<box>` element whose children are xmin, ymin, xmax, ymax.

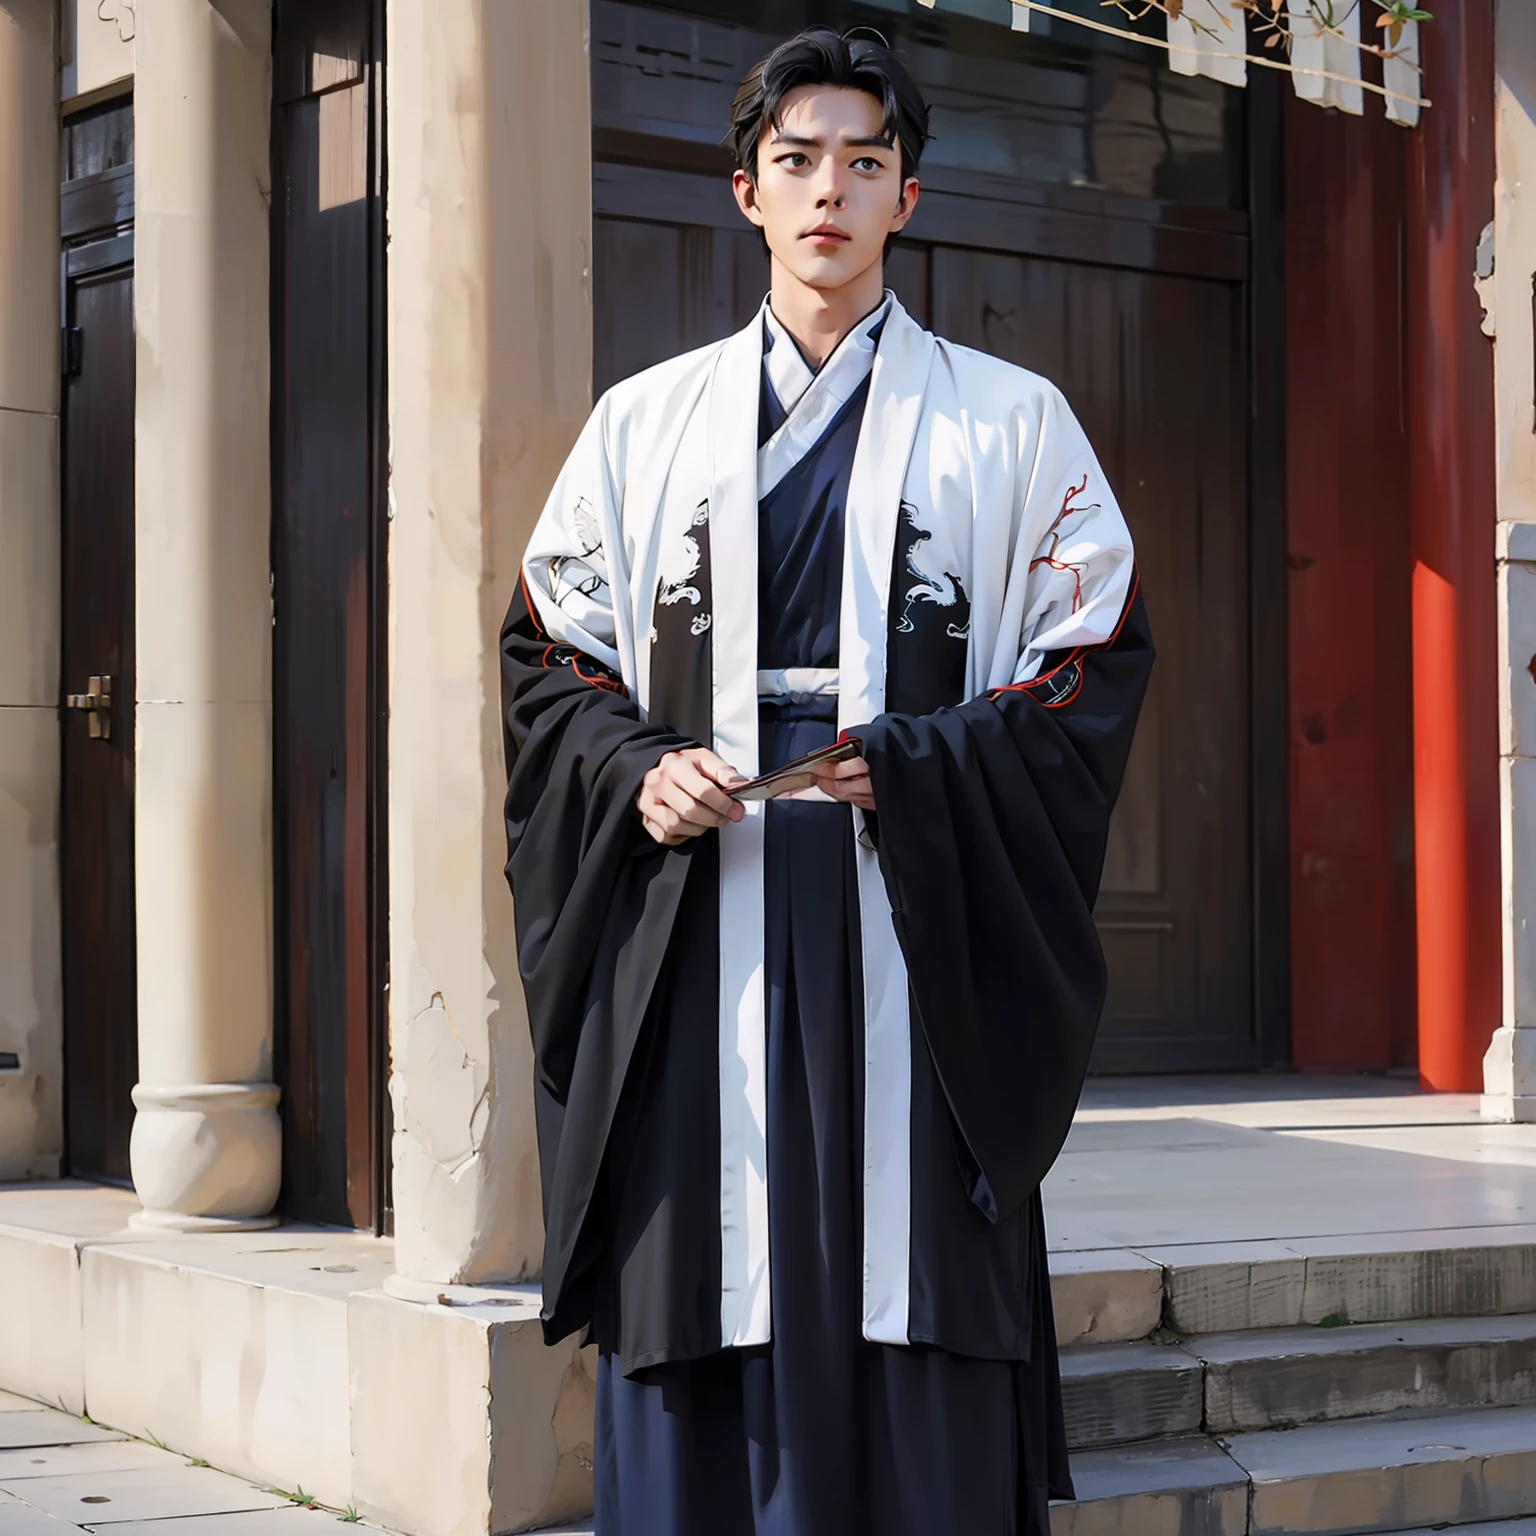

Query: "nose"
<box><xmin>812</xmin><ymin>158</ymin><xmax>847</xmax><ymax>210</ymax></box>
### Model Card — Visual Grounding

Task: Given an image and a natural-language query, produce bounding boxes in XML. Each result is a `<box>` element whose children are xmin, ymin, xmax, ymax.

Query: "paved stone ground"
<box><xmin>0</xmin><ymin>1390</ymin><xmax>363</xmax><ymax>1534</ymax></box>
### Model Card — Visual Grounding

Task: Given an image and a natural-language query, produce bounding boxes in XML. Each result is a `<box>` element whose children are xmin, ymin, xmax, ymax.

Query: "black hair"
<box><xmin>725</xmin><ymin>26</ymin><xmax>931</xmax><ymax>187</ymax></box>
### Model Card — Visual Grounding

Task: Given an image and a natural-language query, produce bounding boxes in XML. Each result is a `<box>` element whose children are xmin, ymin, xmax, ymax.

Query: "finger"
<box><xmin>672</xmin><ymin>759</ymin><xmax>740</xmax><ymax>820</ymax></box>
<box><xmin>655</xmin><ymin>777</ymin><xmax>729</xmax><ymax>828</ymax></box>
<box><xmin>810</xmin><ymin>758</ymin><xmax>868</xmax><ymax>783</ymax></box>
<box><xmin>646</xmin><ymin>813</ymin><xmax>690</xmax><ymax>846</ymax></box>
<box><xmin>660</xmin><ymin>803</ymin><xmax>717</xmax><ymax>840</ymax></box>
<box><xmin>691</xmin><ymin>748</ymin><xmax>747</xmax><ymax>788</ymax></box>
<box><xmin>636</xmin><ymin>789</ymin><xmax>673</xmax><ymax>825</ymax></box>
<box><xmin>825</xmin><ymin>772</ymin><xmax>872</xmax><ymax>799</ymax></box>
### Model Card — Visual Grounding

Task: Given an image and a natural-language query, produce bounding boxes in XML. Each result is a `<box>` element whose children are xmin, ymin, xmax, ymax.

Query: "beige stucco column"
<box><xmin>384</xmin><ymin>0</ymin><xmax>593</xmax><ymax>1285</ymax></box>
<box><xmin>1485</xmin><ymin>3</ymin><xmax>1536</xmax><ymax>1121</ymax></box>
<box><xmin>128</xmin><ymin>0</ymin><xmax>279</xmax><ymax>1228</ymax></box>
<box><xmin>0</xmin><ymin>0</ymin><xmax>62</xmax><ymax>1181</ymax></box>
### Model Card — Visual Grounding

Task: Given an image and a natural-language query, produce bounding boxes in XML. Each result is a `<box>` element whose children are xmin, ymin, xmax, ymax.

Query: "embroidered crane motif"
<box><xmin>896</xmin><ymin>501</ymin><xmax>970</xmax><ymax>640</ymax></box>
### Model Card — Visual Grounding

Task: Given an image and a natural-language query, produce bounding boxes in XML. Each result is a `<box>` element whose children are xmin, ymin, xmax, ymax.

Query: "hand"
<box><xmin>636</xmin><ymin>747</ymin><xmax>746</xmax><ymax>845</ymax></box>
<box><xmin>811</xmin><ymin>754</ymin><xmax>876</xmax><ymax>812</ymax></box>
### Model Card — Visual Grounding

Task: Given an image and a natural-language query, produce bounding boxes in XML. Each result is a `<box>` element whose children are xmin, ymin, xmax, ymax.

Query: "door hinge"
<box><xmin>61</xmin><ymin>326</ymin><xmax>83</xmax><ymax>378</ymax></box>
<box><xmin>64</xmin><ymin>674</ymin><xmax>112</xmax><ymax>739</ymax></box>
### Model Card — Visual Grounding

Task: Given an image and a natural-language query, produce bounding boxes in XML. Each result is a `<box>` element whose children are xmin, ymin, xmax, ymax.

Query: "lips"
<box><xmin>804</xmin><ymin>225</ymin><xmax>850</xmax><ymax>243</ymax></box>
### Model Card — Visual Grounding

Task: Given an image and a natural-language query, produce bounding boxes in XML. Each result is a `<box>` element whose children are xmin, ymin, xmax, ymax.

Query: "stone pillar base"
<box><xmin>129</xmin><ymin>1082</ymin><xmax>281</xmax><ymax>1226</ymax></box>
<box><xmin>1481</xmin><ymin>1029</ymin><xmax>1536</xmax><ymax>1121</ymax></box>
<box><xmin>383</xmin><ymin>1273</ymin><xmax>534</xmax><ymax>1307</ymax></box>
<box><xmin>1482</xmin><ymin>1094</ymin><xmax>1536</xmax><ymax>1123</ymax></box>
<box><xmin>128</xmin><ymin>1208</ymin><xmax>279</xmax><ymax>1234</ymax></box>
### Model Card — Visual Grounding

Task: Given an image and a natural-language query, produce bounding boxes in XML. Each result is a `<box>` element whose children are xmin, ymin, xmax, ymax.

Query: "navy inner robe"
<box><xmin>592</xmin><ymin>349</ymin><xmax>1067</xmax><ymax>1536</ymax></box>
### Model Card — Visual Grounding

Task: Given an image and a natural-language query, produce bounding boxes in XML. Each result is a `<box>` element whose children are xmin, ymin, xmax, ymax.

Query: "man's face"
<box><xmin>733</xmin><ymin>85</ymin><xmax>919</xmax><ymax>293</ymax></box>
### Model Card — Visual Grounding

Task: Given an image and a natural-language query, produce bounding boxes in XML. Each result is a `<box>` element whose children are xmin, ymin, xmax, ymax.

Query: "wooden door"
<box><xmin>591</xmin><ymin>1</ymin><xmax>1277</xmax><ymax>1072</ymax></box>
<box><xmin>60</xmin><ymin>250</ymin><xmax>137</xmax><ymax>1181</ymax></box>
<box><xmin>60</xmin><ymin>101</ymin><xmax>138</xmax><ymax>1182</ymax></box>
<box><xmin>271</xmin><ymin>0</ymin><xmax>390</xmax><ymax>1229</ymax></box>
<box><xmin>930</xmin><ymin>256</ymin><xmax>1252</xmax><ymax>1071</ymax></box>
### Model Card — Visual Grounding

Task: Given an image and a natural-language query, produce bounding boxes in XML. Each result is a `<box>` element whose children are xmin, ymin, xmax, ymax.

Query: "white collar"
<box><xmin>757</xmin><ymin>293</ymin><xmax>893</xmax><ymax>500</ymax></box>
<box><xmin>762</xmin><ymin>293</ymin><xmax>892</xmax><ymax>418</ymax></box>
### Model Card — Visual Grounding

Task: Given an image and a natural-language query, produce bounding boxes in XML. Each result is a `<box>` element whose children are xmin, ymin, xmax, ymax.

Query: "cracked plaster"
<box><xmin>384</xmin><ymin>0</ymin><xmax>592</xmax><ymax>1289</ymax></box>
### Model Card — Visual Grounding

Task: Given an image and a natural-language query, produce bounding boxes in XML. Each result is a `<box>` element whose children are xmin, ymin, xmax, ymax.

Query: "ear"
<box><xmin>888</xmin><ymin>176</ymin><xmax>920</xmax><ymax>235</ymax></box>
<box><xmin>732</xmin><ymin>169</ymin><xmax>766</xmax><ymax>230</ymax></box>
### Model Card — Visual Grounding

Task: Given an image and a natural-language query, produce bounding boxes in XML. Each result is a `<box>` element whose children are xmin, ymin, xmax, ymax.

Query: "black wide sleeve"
<box><xmin>501</xmin><ymin>575</ymin><xmax>694</xmax><ymax>1103</ymax></box>
<box><xmin>502</xmin><ymin>576</ymin><xmax>703</xmax><ymax>1335</ymax></box>
<box><xmin>856</xmin><ymin>581</ymin><xmax>1154</xmax><ymax>1226</ymax></box>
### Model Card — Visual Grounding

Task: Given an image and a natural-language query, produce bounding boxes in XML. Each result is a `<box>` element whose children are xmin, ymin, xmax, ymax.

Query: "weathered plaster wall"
<box><xmin>1486</xmin><ymin>1</ymin><xmax>1536</xmax><ymax>1119</ymax></box>
<box><xmin>386</xmin><ymin>0</ymin><xmax>592</xmax><ymax>1283</ymax></box>
<box><xmin>0</xmin><ymin>0</ymin><xmax>62</xmax><ymax>1179</ymax></box>
<box><xmin>60</xmin><ymin>0</ymin><xmax>134</xmax><ymax>101</ymax></box>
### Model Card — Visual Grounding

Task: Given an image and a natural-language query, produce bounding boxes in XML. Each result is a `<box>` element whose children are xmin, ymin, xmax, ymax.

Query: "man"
<box><xmin>501</xmin><ymin>26</ymin><xmax>1152</xmax><ymax>1536</ymax></box>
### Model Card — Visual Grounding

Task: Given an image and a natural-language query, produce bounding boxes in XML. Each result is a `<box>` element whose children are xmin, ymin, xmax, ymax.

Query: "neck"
<box><xmin>766</xmin><ymin>257</ymin><xmax>886</xmax><ymax>369</ymax></box>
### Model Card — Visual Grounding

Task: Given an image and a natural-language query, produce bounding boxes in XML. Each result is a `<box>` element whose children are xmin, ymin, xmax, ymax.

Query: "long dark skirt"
<box><xmin>592</xmin><ymin>703</ymin><xmax>1069</xmax><ymax>1536</ymax></box>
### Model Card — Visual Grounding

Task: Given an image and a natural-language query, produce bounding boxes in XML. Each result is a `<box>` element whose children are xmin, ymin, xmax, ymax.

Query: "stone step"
<box><xmin>1060</xmin><ymin>1403</ymin><xmax>1536</xmax><ymax>1536</ymax></box>
<box><xmin>1053</xmin><ymin>1436</ymin><xmax>1247</xmax><ymax>1535</ymax></box>
<box><xmin>1390</xmin><ymin>1525</ymin><xmax>1536</xmax><ymax>1534</ymax></box>
<box><xmin>1198</xmin><ymin>1313</ymin><xmax>1536</xmax><ymax>1434</ymax></box>
<box><xmin>1060</xmin><ymin>1314</ymin><xmax>1536</xmax><ymax>1450</ymax></box>
<box><xmin>1059</xmin><ymin>1340</ymin><xmax>1204</xmax><ymax>1449</ymax></box>
<box><xmin>1157</xmin><ymin>1231</ymin><xmax>1536</xmax><ymax>1338</ymax></box>
<box><xmin>544</xmin><ymin>1407</ymin><xmax>1536</xmax><ymax>1535</ymax></box>
<box><xmin>1388</xmin><ymin>1523</ymin><xmax>1536</xmax><ymax>1536</ymax></box>
<box><xmin>1229</xmin><ymin>1403</ymin><xmax>1536</xmax><ymax>1535</ymax></box>
<box><xmin>1051</xmin><ymin>1229</ymin><xmax>1536</xmax><ymax>1347</ymax></box>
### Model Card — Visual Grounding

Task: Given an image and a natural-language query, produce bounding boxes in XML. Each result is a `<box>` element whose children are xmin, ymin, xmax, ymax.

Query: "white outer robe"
<box><xmin>519</xmin><ymin>295</ymin><xmax>1135</xmax><ymax>1349</ymax></box>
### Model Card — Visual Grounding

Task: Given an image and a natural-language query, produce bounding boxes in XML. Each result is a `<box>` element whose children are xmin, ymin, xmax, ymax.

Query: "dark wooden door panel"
<box><xmin>593</xmin><ymin>217</ymin><xmax>929</xmax><ymax>393</ymax></box>
<box><xmin>931</xmin><ymin>250</ymin><xmax>1253</xmax><ymax>1070</ymax></box>
<box><xmin>594</xmin><ymin>202</ymin><xmax>1257</xmax><ymax>1072</ymax></box>
<box><xmin>272</xmin><ymin>0</ymin><xmax>389</xmax><ymax>1230</ymax></box>
<box><xmin>61</xmin><ymin>257</ymin><xmax>138</xmax><ymax>1181</ymax></box>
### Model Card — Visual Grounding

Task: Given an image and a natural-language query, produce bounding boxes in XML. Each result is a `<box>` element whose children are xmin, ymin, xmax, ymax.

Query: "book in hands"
<box><xmin>727</xmin><ymin>738</ymin><xmax>863</xmax><ymax>802</ymax></box>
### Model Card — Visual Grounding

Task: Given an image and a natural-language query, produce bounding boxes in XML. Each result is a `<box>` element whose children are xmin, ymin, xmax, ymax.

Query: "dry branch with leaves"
<box><xmin>1106</xmin><ymin>0</ymin><xmax>1431</xmax><ymax>59</ymax></box>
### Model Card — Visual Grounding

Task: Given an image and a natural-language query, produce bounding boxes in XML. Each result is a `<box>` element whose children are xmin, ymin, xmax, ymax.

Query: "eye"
<box><xmin>775</xmin><ymin>151</ymin><xmax>810</xmax><ymax>169</ymax></box>
<box><xmin>852</xmin><ymin>156</ymin><xmax>884</xmax><ymax>172</ymax></box>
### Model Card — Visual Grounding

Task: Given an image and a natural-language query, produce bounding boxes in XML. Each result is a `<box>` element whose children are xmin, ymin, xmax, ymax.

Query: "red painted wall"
<box><xmin>1404</xmin><ymin>0</ymin><xmax>1501</xmax><ymax>1091</ymax></box>
<box><xmin>1285</xmin><ymin>99</ymin><xmax>1419</xmax><ymax>1070</ymax></box>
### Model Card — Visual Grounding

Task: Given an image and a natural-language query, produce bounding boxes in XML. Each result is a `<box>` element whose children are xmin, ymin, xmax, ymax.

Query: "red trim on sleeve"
<box><xmin>988</xmin><ymin>566</ymin><xmax>1140</xmax><ymax>710</ymax></box>
<box><xmin>572</xmin><ymin>657</ymin><xmax>626</xmax><ymax>695</ymax></box>
<box><xmin>520</xmin><ymin>567</ymin><xmax>548</xmax><ymax>640</ymax></box>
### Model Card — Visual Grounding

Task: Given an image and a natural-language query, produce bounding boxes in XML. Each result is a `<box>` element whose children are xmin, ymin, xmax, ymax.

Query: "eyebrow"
<box><xmin>769</xmin><ymin>131</ymin><xmax>895</xmax><ymax>150</ymax></box>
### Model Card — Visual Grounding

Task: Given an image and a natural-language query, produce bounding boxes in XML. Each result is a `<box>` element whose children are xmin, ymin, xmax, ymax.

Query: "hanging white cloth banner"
<box><xmin>919</xmin><ymin>0</ymin><xmax>1030</xmax><ymax>30</ymax></box>
<box><xmin>1167</xmin><ymin>0</ymin><xmax>1246</xmax><ymax>89</ymax></box>
<box><xmin>1289</xmin><ymin>0</ymin><xmax>1363</xmax><ymax>116</ymax></box>
<box><xmin>1382</xmin><ymin>17</ymin><xmax>1422</xmax><ymax>128</ymax></box>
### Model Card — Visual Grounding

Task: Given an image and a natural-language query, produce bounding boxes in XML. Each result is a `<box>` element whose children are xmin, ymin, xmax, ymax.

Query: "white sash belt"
<box><xmin>756</xmin><ymin>668</ymin><xmax>840</xmax><ymax>704</ymax></box>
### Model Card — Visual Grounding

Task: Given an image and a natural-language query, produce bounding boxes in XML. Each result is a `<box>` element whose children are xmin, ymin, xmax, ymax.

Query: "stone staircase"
<box><xmin>1053</xmin><ymin>1233</ymin><xmax>1536</xmax><ymax>1535</ymax></box>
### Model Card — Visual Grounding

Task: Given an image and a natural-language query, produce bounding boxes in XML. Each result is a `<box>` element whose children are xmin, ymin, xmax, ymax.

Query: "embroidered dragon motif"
<box><xmin>896</xmin><ymin>500</ymin><xmax>970</xmax><ymax>640</ymax></box>
<box><xmin>657</xmin><ymin>501</ymin><xmax>711</xmax><ymax>620</ymax></box>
